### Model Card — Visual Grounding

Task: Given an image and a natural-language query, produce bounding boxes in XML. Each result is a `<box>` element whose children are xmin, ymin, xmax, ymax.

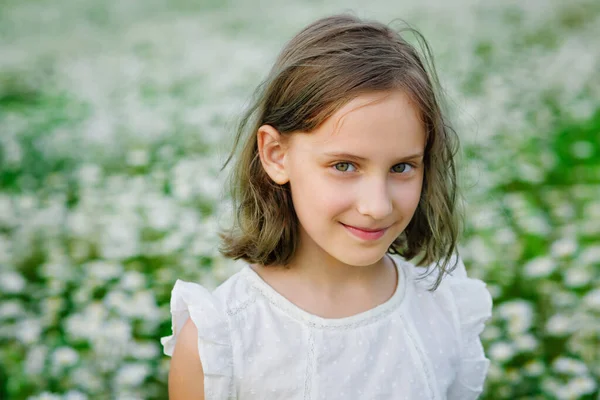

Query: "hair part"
<box><xmin>219</xmin><ymin>13</ymin><xmax>463</xmax><ymax>290</ymax></box>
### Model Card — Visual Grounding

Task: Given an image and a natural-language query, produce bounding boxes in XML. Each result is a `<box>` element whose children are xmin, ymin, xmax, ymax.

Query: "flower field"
<box><xmin>0</xmin><ymin>0</ymin><xmax>599</xmax><ymax>399</ymax></box>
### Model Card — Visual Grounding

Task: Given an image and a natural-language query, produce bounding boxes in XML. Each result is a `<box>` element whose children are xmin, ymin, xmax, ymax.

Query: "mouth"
<box><xmin>341</xmin><ymin>223</ymin><xmax>389</xmax><ymax>241</ymax></box>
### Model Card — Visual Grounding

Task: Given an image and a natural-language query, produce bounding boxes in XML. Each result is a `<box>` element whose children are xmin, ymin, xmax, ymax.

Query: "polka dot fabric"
<box><xmin>162</xmin><ymin>254</ymin><xmax>492</xmax><ymax>399</ymax></box>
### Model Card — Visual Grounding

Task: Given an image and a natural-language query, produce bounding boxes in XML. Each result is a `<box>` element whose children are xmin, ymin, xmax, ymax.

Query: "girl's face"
<box><xmin>260</xmin><ymin>90</ymin><xmax>426</xmax><ymax>268</ymax></box>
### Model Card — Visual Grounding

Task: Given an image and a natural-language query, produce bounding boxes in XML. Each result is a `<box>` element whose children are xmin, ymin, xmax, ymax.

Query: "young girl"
<box><xmin>162</xmin><ymin>14</ymin><xmax>492</xmax><ymax>400</ymax></box>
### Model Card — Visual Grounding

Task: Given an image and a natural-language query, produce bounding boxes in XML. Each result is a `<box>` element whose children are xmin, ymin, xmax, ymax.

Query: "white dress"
<box><xmin>161</xmin><ymin>254</ymin><xmax>493</xmax><ymax>400</ymax></box>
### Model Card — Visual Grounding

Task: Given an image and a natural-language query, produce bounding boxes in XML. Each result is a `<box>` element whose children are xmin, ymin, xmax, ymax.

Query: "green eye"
<box><xmin>392</xmin><ymin>163</ymin><xmax>413</xmax><ymax>173</ymax></box>
<box><xmin>334</xmin><ymin>162</ymin><xmax>352</xmax><ymax>172</ymax></box>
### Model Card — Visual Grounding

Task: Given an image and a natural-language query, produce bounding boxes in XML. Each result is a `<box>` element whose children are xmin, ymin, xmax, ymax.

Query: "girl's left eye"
<box><xmin>391</xmin><ymin>163</ymin><xmax>414</xmax><ymax>173</ymax></box>
<box><xmin>333</xmin><ymin>162</ymin><xmax>356</xmax><ymax>172</ymax></box>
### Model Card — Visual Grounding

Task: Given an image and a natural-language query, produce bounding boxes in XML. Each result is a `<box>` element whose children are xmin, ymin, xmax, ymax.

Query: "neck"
<box><xmin>280</xmin><ymin>229</ymin><xmax>394</xmax><ymax>293</ymax></box>
<box><xmin>250</xmin><ymin>230</ymin><xmax>399</xmax><ymax>318</ymax></box>
<box><xmin>292</xmin><ymin>251</ymin><xmax>382</xmax><ymax>287</ymax></box>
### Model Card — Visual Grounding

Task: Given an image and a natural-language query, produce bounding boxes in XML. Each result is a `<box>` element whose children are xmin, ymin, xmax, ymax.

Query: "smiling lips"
<box><xmin>342</xmin><ymin>223</ymin><xmax>388</xmax><ymax>241</ymax></box>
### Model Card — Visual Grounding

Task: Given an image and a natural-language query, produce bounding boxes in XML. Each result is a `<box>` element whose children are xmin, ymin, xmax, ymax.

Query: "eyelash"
<box><xmin>332</xmin><ymin>162</ymin><xmax>416</xmax><ymax>174</ymax></box>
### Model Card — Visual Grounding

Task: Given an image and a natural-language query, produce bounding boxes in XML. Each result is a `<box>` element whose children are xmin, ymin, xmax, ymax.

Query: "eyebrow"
<box><xmin>323</xmin><ymin>152</ymin><xmax>424</xmax><ymax>162</ymax></box>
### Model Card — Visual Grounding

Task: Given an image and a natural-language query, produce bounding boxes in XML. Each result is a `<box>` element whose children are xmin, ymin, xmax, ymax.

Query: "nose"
<box><xmin>356</xmin><ymin>177</ymin><xmax>393</xmax><ymax>220</ymax></box>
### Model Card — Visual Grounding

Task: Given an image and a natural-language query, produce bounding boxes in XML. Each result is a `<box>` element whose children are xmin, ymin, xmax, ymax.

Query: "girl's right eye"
<box><xmin>333</xmin><ymin>162</ymin><xmax>356</xmax><ymax>172</ymax></box>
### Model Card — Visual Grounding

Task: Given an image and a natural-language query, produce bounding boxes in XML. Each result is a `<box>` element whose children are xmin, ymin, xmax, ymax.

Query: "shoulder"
<box><xmin>161</xmin><ymin>279</ymin><xmax>233</xmax><ymax>359</ymax></box>
<box><xmin>393</xmin><ymin>253</ymin><xmax>493</xmax><ymax>338</ymax></box>
<box><xmin>161</xmin><ymin>277</ymin><xmax>238</xmax><ymax>399</ymax></box>
<box><xmin>213</xmin><ymin>265</ymin><xmax>257</xmax><ymax>316</ymax></box>
<box><xmin>394</xmin><ymin>252</ymin><xmax>490</xmax><ymax>297</ymax></box>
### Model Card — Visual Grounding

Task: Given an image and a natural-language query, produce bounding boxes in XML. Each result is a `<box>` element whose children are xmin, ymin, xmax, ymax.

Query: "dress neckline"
<box><xmin>241</xmin><ymin>254</ymin><xmax>408</xmax><ymax>329</ymax></box>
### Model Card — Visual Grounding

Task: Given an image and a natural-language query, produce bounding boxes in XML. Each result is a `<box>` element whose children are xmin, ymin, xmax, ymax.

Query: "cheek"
<box><xmin>320</xmin><ymin>189</ymin><xmax>353</xmax><ymax>216</ymax></box>
<box><xmin>392</xmin><ymin>179</ymin><xmax>423</xmax><ymax>212</ymax></box>
<box><xmin>291</xmin><ymin>174</ymin><xmax>353</xmax><ymax>217</ymax></box>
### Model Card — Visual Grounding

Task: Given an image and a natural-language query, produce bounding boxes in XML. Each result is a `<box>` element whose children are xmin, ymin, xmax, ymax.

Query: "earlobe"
<box><xmin>257</xmin><ymin>125</ymin><xmax>290</xmax><ymax>185</ymax></box>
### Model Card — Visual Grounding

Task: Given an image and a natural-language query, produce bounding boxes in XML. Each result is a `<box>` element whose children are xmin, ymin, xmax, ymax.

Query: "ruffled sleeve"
<box><xmin>445</xmin><ymin>256</ymin><xmax>493</xmax><ymax>400</ymax></box>
<box><xmin>161</xmin><ymin>280</ymin><xmax>235</xmax><ymax>399</ymax></box>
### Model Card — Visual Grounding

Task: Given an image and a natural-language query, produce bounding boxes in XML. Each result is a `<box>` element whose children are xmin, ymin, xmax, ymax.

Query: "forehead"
<box><xmin>289</xmin><ymin>90</ymin><xmax>426</xmax><ymax>157</ymax></box>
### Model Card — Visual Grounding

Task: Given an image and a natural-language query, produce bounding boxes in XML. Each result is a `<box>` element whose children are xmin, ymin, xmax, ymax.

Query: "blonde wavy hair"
<box><xmin>219</xmin><ymin>14</ymin><xmax>463</xmax><ymax>289</ymax></box>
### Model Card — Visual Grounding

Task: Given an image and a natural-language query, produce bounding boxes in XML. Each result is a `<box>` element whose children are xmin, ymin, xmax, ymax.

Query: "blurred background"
<box><xmin>0</xmin><ymin>0</ymin><xmax>599</xmax><ymax>399</ymax></box>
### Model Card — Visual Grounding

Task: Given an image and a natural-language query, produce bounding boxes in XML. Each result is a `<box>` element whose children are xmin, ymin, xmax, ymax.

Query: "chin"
<box><xmin>334</xmin><ymin>250</ymin><xmax>388</xmax><ymax>267</ymax></box>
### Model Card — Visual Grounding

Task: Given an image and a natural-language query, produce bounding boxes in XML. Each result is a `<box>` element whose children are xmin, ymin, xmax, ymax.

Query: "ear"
<box><xmin>257</xmin><ymin>125</ymin><xmax>290</xmax><ymax>185</ymax></box>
